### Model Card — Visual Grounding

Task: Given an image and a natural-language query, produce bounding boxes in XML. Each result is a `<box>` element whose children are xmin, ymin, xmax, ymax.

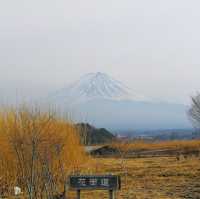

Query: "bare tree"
<box><xmin>76</xmin><ymin>123</ymin><xmax>90</xmax><ymax>145</ymax></box>
<box><xmin>188</xmin><ymin>93</ymin><xmax>200</xmax><ymax>129</ymax></box>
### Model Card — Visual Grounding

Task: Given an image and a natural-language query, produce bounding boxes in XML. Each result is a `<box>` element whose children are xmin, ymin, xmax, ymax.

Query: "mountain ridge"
<box><xmin>46</xmin><ymin>72</ymin><xmax>191</xmax><ymax>131</ymax></box>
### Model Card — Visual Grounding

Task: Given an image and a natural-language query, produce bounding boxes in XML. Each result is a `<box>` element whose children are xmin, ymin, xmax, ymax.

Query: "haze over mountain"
<box><xmin>48</xmin><ymin>72</ymin><xmax>191</xmax><ymax>132</ymax></box>
<box><xmin>49</xmin><ymin>72</ymin><xmax>147</xmax><ymax>105</ymax></box>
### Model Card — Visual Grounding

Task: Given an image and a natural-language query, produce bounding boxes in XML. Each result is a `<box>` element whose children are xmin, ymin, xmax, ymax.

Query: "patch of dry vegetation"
<box><xmin>67</xmin><ymin>139</ymin><xmax>200</xmax><ymax>199</ymax></box>
<box><xmin>0</xmin><ymin>107</ymin><xmax>90</xmax><ymax>198</ymax></box>
<box><xmin>111</xmin><ymin>139</ymin><xmax>200</xmax><ymax>152</ymax></box>
<box><xmin>70</xmin><ymin>156</ymin><xmax>200</xmax><ymax>199</ymax></box>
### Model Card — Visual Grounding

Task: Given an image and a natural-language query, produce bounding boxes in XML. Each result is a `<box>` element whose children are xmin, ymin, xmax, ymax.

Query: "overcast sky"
<box><xmin>1</xmin><ymin>0</ymin><xmax>200</xmax><ymax>104</ymax></box>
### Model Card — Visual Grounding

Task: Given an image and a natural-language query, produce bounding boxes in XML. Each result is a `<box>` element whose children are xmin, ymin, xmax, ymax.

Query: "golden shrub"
<box><xmin>0</xmin><ymin>107</ymin><xmax>89</xmax><ymax>198</ymax></box>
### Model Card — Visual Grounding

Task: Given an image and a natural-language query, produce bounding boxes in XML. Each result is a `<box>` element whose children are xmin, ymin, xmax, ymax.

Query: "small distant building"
<box><xmin>84</xmin><ymin>145</ymin><xmax>105</xmax><ymax>154</ymax></box>
<box><xmin>85</xmin><ymin>145</ymin><xmax>119</xmax><ymax>156</ymax></box>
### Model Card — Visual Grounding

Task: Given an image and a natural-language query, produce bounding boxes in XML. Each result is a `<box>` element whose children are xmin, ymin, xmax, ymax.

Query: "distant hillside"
<box><xmin>75</xmin><ymin>123</ymin><xmax>115</xmax><ymax>145</ymax></box>
<box><xmin>123</xmin><ymin>128</ymin><xmax>196</xmax><ymax>140</ymax></box>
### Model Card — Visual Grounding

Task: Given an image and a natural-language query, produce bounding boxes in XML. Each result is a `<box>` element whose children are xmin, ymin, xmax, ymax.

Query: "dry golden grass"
<box><xmin>68</xmin><ymin>156</ymin><xmax>200</xmax><ymax>199</ymax></box>
<box><xmin>111</xmin><ymin>139</ymin><xmax>200</xmax><ymax>152</ymax></box>
<box><xmin>67</xmin><ymin>140</ymin><xmax>200</xmax><ymax>199</ymax></box>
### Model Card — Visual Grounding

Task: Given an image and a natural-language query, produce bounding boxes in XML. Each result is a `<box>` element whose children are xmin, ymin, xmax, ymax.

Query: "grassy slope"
<box><xmin>68</xmin><ymin>156</ymin><xmax>200</xmax><ymax>199</ymax></box>
<box><xmin>111</xmin><ymin>140</ymin><xmax>200</xmax><ymax>152</ymax></box>
<box><xmin>68</xmin><ymin>140</ymin><xmax>200</xmax><ymax>199</ymax></box>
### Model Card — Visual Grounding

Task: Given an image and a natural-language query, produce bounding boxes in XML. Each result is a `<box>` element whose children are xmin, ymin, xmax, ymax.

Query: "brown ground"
<box><xmin>68</xmin><ymin>156</ymin><xmax>200</xmax><ymax>199</ymax></box>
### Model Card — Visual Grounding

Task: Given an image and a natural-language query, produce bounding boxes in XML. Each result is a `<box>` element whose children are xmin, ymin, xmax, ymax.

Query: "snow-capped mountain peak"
<box><xmin>49</xmin><ymin>72</ymin><xmax>147</xmax><ymax>105</ymax></box>
<box><xmin>45</xmin><ymin>73</ymin><xmax>190</xmax><ymax>130</ymax></box>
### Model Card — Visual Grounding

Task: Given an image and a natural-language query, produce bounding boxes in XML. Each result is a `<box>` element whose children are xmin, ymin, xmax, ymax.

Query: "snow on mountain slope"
<box><xmin>46</xmin><ymin>72</ymin><xmax>190</xmax><ymax>130</ymax></box>
<box><xmin>49</xmin><ymin>72</ymin><xmax>147</xmax><ymax>105</ymax></box>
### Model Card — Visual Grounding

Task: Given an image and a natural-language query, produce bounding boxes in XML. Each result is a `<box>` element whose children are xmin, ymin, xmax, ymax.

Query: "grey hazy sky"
<box><xmin>1</xmin><ymin>0</ymin><xmax>200</xmax><ymax>104</ymax></box>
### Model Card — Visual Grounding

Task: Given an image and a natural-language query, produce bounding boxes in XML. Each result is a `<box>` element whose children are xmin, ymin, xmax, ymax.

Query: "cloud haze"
<box><xmin>1</xmin><ymin>0</ymin><xmax>200</xmax><ymax>104</ymax></box>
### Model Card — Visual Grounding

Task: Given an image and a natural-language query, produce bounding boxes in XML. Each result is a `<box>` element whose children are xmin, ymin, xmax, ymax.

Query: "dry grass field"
<box><xmin>67</xmin><ymin>140</ymin><xmax>200</xmax><ymax>199</ymax></box>
<box><xmin>111</xmin><ymin>140</ymin><xmax>200</xmax><ymax>154</ymax></box>
<box><xmin>68</xmin><ymin>155</ymin><xmax>200</xmax><ymax>199</ymax></box>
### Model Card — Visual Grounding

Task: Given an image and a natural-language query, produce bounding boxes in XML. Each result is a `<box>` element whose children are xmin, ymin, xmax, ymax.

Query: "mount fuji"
<box><xmin>47</xmin><ymin>72</ymin><xmax>191</xmax><ymax>131</ymax></box>
<box><xmin>49</xmin><ymin>72</ymin><xmax>147</xmax><ymax>105</ymax></box>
